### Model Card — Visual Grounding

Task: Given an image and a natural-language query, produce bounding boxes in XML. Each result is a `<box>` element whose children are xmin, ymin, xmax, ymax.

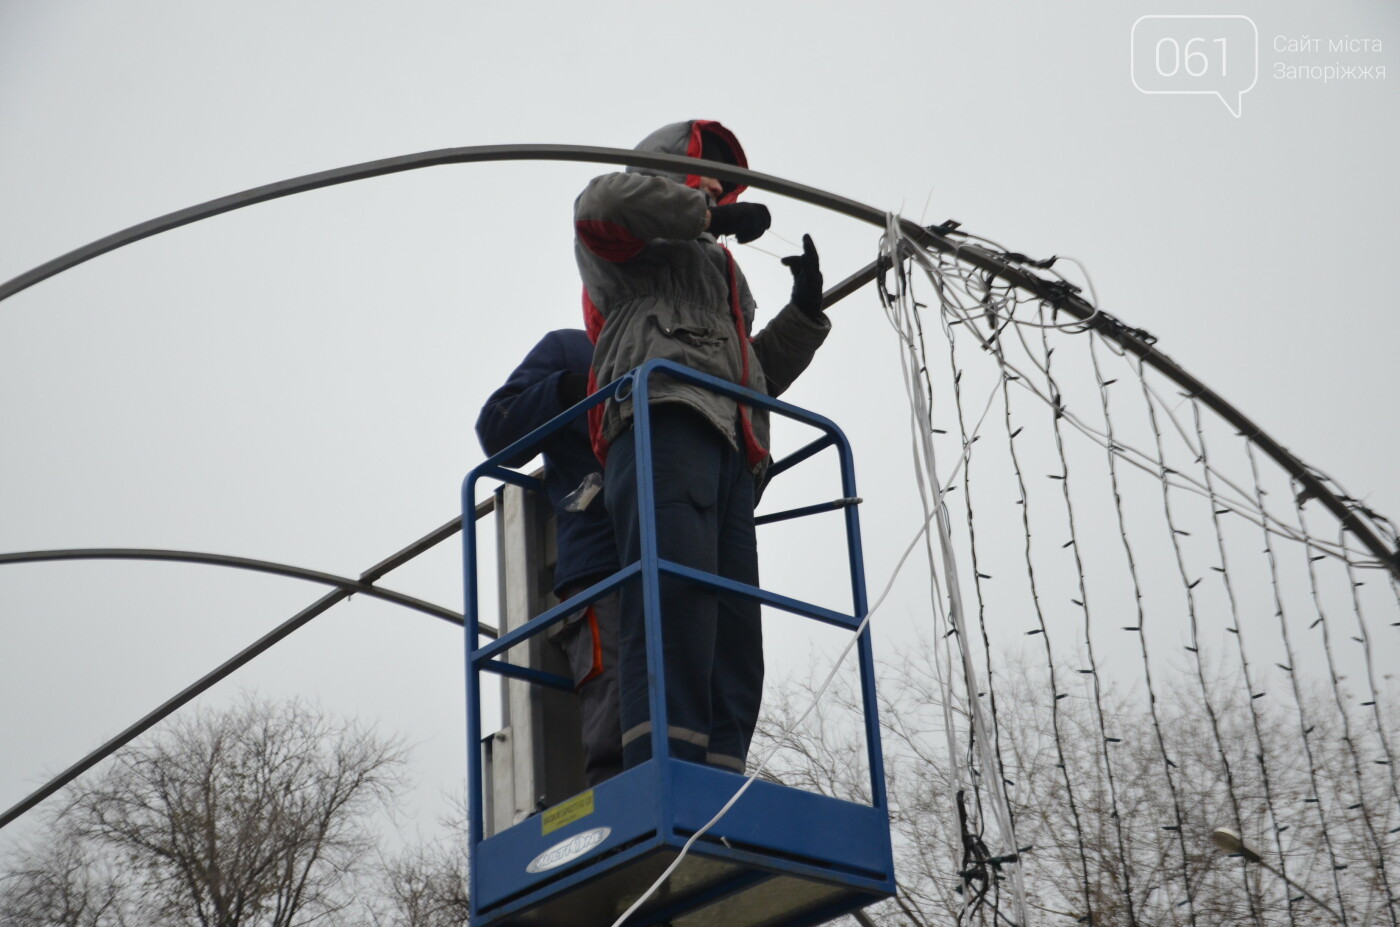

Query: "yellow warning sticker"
<box><xmin>541</xmin><ymin>790</ymin><xmax>595</xmax><ymax>836</ymax></box>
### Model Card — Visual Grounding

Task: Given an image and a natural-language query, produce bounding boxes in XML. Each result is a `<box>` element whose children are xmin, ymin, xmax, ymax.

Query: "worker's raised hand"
<box><xmin>782</xmin><ymin>234</ymin><xmax>823</xmax><ymax>318</ymax></box>
<box><xmin>707</xmin><ymin>203</ymin><xmax>771</xmax><ymax>244</ymax></box>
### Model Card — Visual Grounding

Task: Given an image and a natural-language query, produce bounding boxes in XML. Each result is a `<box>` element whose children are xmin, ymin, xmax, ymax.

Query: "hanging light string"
<box><xmin>886</xmin><ymin>219</ymin><xmax>1389</xmax><ymax>570</ymax></box>
<box><xmin>880</xmin><ymin>212</ymin><xmax>1031</xmax><ymax>927</ymax></box>
<box><xmin>1192</xmin><ymin>395</ymin><xmax>1300</xmax><ymax>926</ymax></box>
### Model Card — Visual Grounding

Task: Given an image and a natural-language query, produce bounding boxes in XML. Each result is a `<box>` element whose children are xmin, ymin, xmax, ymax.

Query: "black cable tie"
<box><xmin>1091</xmin><ymin>312</ymin><xmax>1158</xmax><ymax>345</ymax></box>
<box><xmin>1026</xmin><ymin>628</ymin><xmax>1043</xmax><ymax>635</ymax></box>
<box><xmin>1227</xmin><ymin>627</ymin><xmax>1239</xmax><ymax>634</ymax></box>
<box><xmin>1009</xmin><ymin>427</ymin><xmax>1023</xmax><ymax>438</ymax></box>
<box><xmin>1187</xmin><ymin>578</ymin><xmax>1202</xmax><ymax>589</ymax></box>
<box><xmin>1252</xmin><ymin>692</ymin><xmax>1266</xmax><ymax>699</ymax></box>
<box><xmin>998</xmin><ymin>250</ymin><xmax>1060</xmax><ymax>270</ymax></box>
<box><xmin>977</xmin><ymin>572</ymin><xmax>993</xmax><ymax>579</ymax></box>
<box><xmin>1122</xmin><ymin>626</ymin><xmax>1139</xmax><ymax>632</ymax></box>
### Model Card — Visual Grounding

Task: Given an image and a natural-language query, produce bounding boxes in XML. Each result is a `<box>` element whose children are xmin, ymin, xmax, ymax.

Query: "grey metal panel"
<box><xmin>487</xmin><ymin>483</ymin><xmax>585</xmax><ymax>838</ymax></box>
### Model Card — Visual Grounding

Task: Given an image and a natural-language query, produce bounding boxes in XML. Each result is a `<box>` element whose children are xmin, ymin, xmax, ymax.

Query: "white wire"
<box><xmin>892</xmin><ymin>220</ymin><xmax>1372</xmax><ymax>566</ymax></box>
<box><xmin>765</xmin><ymin>228</ymin><xmax>801</xmax><ymax>249</ymax></box>
<box><xmin>881</xmin><ymin>213</ymin><xmax>1031</xmax><ymax>925</ymax></box>
<box><xmin>607</xmin><ymin>506</ymin><xmax>941</xmax><ymax>927</ymax></box>
<box><xmin>736</xmin><ymin>240</ymin><xmax>787</xmax><ymax>261</ymax></box>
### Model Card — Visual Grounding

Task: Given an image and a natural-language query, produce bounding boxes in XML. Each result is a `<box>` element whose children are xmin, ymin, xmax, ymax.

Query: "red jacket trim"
<box><xmin>576</xmin><ymin>219</ymin><xmax>646</xmax><ymax>263</ymax></box>
<box><xmin>723</xmin><ymin>246</ymin><xmax>769</xmax><ymax>469</ymax></box>
<box><xmin>685</xmin><ymin>120</ymin><xmax>748</xmax><ymax>206</ymax></box>
<box><xmin>582</xmin><ymin>287</ymin><xmax>609</xmax><ymax>465</ymax></box>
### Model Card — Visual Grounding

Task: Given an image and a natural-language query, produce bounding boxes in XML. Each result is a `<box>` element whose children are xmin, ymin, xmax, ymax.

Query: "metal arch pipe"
<box><xmin>2</xmin><ymin>142</ymin><xmax>1395</xmax><ymax>576</ymax></box>
<box><xmin>0</xmin><ymin>547</ymin><xmax>465</xmax><ymax>627</ymax></box>
<box><xmin>0</xmin><ymin>502</ymin><xmax>499</xmax><ymax>833</ymax></box>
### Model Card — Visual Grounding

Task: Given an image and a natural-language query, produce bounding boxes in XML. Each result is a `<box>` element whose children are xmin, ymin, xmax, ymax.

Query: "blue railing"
<box><xmin>462</xmin><ymin>357</ymin><xmax>888</xmax><ymax>872</ymax></box>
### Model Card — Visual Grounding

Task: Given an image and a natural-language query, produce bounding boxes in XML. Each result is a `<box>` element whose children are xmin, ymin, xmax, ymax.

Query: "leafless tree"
<box><xmin>1</xmin><ymin>696</ymin><xmax>409</xmax><ymax>927</ymax></box>
<box><xmin>362</xmin><ymin>798</ymin><xmax>471</xmax><ymax>927</ymax></box>
<box><xmin>0</xmin><ymin>829</ymin><xmax>133</xmax><ymax>927</ymax></box>
<box><xmin>754</xmin><ymin>642</ymin><xmax>1399</xmax><ymax>927</ymax></box>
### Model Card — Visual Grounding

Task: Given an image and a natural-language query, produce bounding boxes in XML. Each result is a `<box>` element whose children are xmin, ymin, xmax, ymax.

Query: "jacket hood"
<box><xmin>626</xmin><ymin>120</ymin><xmax>748</xmax><ymax>205</ymax></box>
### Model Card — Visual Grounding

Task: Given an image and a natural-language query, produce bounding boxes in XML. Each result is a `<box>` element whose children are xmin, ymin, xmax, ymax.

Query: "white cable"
<box><xmin>885</xmin><ymin>225</ymin><xmax>968</xmax><ymax>881</ymax></box>
<box><xmin>607</xmin><ymin>506</ymin><xmax>940</xmax><ymax>927</ymax></box>
<box><xmin>892</xmin><ymin>220</ymin><xmax>1371</xmax><ymax>567</ymax></box>
<box><xmin>880</xmin><ymin>213</ymin><xmax>1031</xmax><ymax>926</ymax></box>
<box><xmin>737</xmin><ymin>240</ymin><xmax>788</xmax><ymax>261</ymax></box>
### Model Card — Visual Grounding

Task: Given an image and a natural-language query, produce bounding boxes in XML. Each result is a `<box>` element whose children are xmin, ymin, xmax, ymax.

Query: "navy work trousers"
<box><xmin>605</xmin><ymin>405</ymin><xmax>762</xmax><ymax>773</ymax></box>
<box><xmin>554</xmin><ymin>588</ymin><xmax>623</xmax><ymax>787</ymax></box>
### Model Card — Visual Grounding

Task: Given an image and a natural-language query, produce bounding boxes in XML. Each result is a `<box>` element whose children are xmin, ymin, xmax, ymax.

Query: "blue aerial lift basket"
<box><xmin>463</xmin><ymin>359</ymin><xmax>896</xmax><ymax>927</ymax></box>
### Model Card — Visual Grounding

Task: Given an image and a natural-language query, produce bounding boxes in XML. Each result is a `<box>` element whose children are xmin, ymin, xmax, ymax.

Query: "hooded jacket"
<box><xmin>573</xmin><ymin>120</ymin><xmax>830</xmax><ymax>471</ymax></box>
<box><xmin>475</xmin><ymin>329</ymin><xmax>619</xmax><ymax>595</ymax></box>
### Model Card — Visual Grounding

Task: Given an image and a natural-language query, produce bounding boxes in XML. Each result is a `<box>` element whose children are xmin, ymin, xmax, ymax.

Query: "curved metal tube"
<box><xmin>0</xmin><ymin>504</ymin><xmax>497</xmax><ymax>833</ymax></box>
<box><xmin>0</xmin><ymin>547</ymin><xmax>463</xmax><ymax>626</ymax></box>
<box><xmin>2</xmin><ymin>143</ymin><xmax>1393</xmax><ymax>576</ymax></box>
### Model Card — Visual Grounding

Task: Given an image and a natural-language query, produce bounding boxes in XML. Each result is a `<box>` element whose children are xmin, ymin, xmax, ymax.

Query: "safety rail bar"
<box><xmin>461</xmin><ymin>358</ymin><xmax>888</xmax><ymax>853</ymax></box>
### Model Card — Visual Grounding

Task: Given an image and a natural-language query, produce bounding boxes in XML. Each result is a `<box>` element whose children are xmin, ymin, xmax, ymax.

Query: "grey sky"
<box><xmin>2</xmin><ymin>0</ymin><xmax>1396</xmax><ymax>849</ymax></box>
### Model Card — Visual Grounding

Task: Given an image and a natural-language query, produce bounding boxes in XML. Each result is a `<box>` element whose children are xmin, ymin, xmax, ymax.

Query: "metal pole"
<box><xmin>0</xmin><ymin>505</ymin><xmax>495</xmax><ymax>832</ymax></box>
<box><xmin>1212</xmin><ymin>827</ymin><xmax>1345</xmax><ymax>923</ymax></box>
<box><xmin>0</xmin><ymin>547</ymin><xmax>463</xmax><ymax>625</ymax></box>
<box><xmin>2</xmin><ymin>144</ymin><xmax>1392</xmax><ymax>578</ymax></box>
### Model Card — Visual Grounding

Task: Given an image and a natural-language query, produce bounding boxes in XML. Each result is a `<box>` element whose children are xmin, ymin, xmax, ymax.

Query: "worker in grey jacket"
<box><xmin>574</xmin><ymin>119</ymin><xmax>829</xmax><ymax>772</ymax></box>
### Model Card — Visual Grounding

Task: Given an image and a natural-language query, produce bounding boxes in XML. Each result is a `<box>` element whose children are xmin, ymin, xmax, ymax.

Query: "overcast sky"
<box><xmin>2</xmin><ymin>0</ymin><xmax>1396</xmax><ymax>850</ymax></box>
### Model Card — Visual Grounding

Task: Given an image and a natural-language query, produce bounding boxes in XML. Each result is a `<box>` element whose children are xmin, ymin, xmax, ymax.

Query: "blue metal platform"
<box><xmin>463</xmin><ymin>360</ymin><xmax>895</xmax><ymax>927</ymax></box>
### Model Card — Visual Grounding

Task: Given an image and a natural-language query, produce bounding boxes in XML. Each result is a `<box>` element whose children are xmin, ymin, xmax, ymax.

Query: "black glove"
<box><xmin>557</xmin><ymin>370</ymin><xmax>588</xmax><ymax>407</ymax></box>
<box><xmin>782</xmin><ymin>234</ymin><xmax>823</xmax><ymax>318</ymax></box>
<box><xmin>707</xmin><ymin>203</ymin><xmax>771</xmax><ymax>244</ymax></box>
